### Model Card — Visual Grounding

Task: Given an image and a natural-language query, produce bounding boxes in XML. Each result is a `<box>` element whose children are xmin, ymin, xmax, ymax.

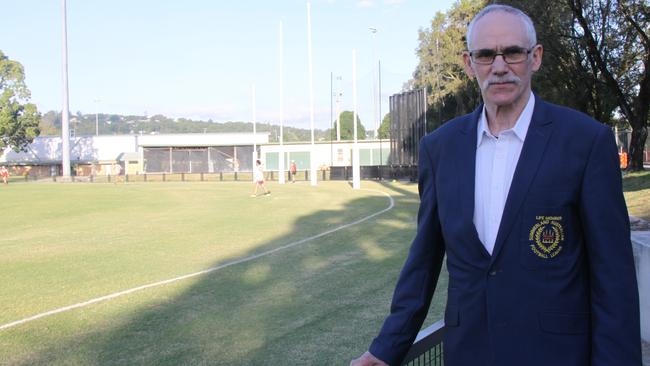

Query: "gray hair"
<box><xmin>466</xmin><ymin>4</ymin><xmax>537</xmax><ymax>50</ymax></box>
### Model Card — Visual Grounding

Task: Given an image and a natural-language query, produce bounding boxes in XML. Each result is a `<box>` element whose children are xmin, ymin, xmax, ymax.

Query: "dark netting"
<box><xmin>172</xmin><ymin>149</ymin><xmax>191</xmax><ymax>173</ymax></box>
<box><xmin>209</xmin><ymin>147</ymin><xmax>236</xmax><ymax>172</ymax></box>
<box><xmin>143</xmin><ymin>147</ymin><xmax>171</xmax><ymax>173</ymax></box>
<box><xmin>389</xmin><ymin>89</ymin><xmax>427</xmax><ymax>166</ymax></box>
<box><xmin>188</xmin><ymin>149</ymin><xmax>208</xmax><ymax>173</ymax></box>
<box><xmin>143</xmin><ymin>146</ymin><xmax>255</xmax><ymax>173</ymax></box>
<box><xmin>235</xmin><ymin>146</ymin><xmax>254</xmax><ymax>172</ymax></box>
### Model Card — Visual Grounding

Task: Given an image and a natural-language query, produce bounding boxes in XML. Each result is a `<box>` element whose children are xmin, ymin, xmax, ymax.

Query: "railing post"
<box><xmin>163</xmin><ymin>173</ymin><xmax>166</xmax><ymax>182</ymax></box>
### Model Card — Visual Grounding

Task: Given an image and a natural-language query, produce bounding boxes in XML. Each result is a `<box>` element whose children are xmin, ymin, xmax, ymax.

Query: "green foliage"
<box><xmin>495</xmin><ymin>0</ymin><xmax>649</xmax><ymax>170</ymax></box>
<box><xmin>412</xmin><ymin>0</ymin><xmax>648</xmax><ymax>169</ymax></box>
<box><xmin>38</xmin><ymin>111</ymin><xmax>329</xmax><ymax>142</ymax></box>
<box><xmin>0</xmin><ymin>50</ymin><xmax>40</xmax><ymax>154</ymax></box>
<box><xmin>408</xmin><ymin>0</ymin><xmax>484</xmax><ymax>128</ymax></box>
<box><xmin>335</xmin><ymin>110</ymin><xmax>366</xmax><ymax>141</ymax></box>
<box><xmin>378</xmin><ymin>113</ymin><xmax>390</xmax><ymax>139</ymax></box>
<box><xmin>0</xmin><ymin>181</ymin><xmax>445</xmax><ymax>365</ymax></box>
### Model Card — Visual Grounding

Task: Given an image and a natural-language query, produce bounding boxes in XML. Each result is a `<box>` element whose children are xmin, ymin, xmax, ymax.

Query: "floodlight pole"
<box><xmin>61</xmin><ymin>0</ymin><xmax>71</xmax><ymax>178</ymax></box>
<box><xmin>352</xmin><ymin>49</ymin><xmax>360</xmax><ymax>190</ymax></box>
<box><xmin>307</xmin><ymin>2</ymin><xmax>317</xmax><ymax>186</ymax></box>
<box><xmin>369</xmin><ymin>27</ymin><xmax>379</xmax><ymax>140</ymax></box>
<box><xmin>278</xmin><ymin>21</ymin><xmax>286</xmax><ymax>184</ymax></box>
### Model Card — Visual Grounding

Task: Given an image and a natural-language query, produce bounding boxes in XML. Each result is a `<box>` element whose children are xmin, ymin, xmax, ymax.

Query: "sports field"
<box><xmin>0</xmin><ymin>180</ymin><xmax>447</xmax><ymax>365</ymax></box>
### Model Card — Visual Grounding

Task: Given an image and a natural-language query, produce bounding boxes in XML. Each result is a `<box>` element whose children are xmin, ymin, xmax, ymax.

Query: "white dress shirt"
<box><xmin>473</xmin><ymin>92</ymin><xmax>535</xmax><ymax>255</ymax></box>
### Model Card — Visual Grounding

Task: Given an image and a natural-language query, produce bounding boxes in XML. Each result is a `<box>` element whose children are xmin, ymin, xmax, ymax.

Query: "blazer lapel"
<box><xmin>490</xmin><ymin>97</ymin><xmax>554</xmax><ymax>263</ymax></box>
<box><xmin>457</xmin><ymin>106</ymin><xmax>491</xmax><ymax>258</ymax></box>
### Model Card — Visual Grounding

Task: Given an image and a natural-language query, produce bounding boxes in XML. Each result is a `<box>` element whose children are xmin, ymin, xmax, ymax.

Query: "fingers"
<box><xmin>350</xmin><ymin>351</ymin><xmax>388</xmax><ymax>366</ymax></box>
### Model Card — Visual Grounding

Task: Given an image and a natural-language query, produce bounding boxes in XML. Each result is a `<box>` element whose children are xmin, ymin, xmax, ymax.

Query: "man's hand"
<box><xmin>349</xmin><ymin>351</ymin><xmax>389</xmax><ymax>366</ymax></box>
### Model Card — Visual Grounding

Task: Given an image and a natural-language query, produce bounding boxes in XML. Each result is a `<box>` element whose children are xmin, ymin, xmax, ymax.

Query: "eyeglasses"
<box><xmin>468</xmin><ymin>46</ymin><xmax>534</xmax><ymax>65</ymax></box>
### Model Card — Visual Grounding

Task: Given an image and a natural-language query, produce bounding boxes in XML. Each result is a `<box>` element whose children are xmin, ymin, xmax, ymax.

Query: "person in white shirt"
<box><xmin>251</xmin><ymin>159</ymin><xmax>270</xmax><ymax>197</ymax></box>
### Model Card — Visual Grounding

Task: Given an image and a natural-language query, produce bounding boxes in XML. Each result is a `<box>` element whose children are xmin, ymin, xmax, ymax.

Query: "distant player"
<box><xmin>0</xmin><ymin>166</ymin><xmax>8</xmax><ymax>185</ymax></box>
<box><xmin>289</xmin><ymin>160</ymin><xmax>297</xmax><ymax>183</ymax></box>
<box><xmin>251</xmin><ymin>160</ymin><xmax>270</xmax><ymax>197</ymax></box>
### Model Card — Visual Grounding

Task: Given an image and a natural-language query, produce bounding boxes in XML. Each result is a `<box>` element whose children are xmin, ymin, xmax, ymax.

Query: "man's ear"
<box><xmin>531</xmin><ymin>44</ymin><xmax>543</xmax><ymax>72</ymax></box>
<box><xmin>463</xmin><ymin>52</ymin><xmax>475</xmax><ymax>79</ymax></box>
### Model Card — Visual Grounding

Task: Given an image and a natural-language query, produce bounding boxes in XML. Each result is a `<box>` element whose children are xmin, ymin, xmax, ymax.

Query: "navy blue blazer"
<box><xmin>369</xmin><ymin>96</ymin><xmax>641</xmax><ymax>366</ymax></box>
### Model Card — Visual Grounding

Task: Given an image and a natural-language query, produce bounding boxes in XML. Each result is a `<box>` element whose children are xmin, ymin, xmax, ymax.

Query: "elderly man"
<box><xmin>351</xmin><ymin>4</ymin><xmax>641</xmax><ymax>366</ymax></box>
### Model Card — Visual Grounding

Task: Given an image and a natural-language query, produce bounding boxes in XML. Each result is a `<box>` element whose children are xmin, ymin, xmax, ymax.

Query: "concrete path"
<box><xmin>631</xmin><ymin>216</ymin><xmax>650</xmax><ymax>365</ymax></box>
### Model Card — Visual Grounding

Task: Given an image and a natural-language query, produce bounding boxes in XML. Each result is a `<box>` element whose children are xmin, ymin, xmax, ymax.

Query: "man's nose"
<box><xmin>491</xmin><ymin>54</ymin><xmax>509</xmax><ymax>74</ymax></box>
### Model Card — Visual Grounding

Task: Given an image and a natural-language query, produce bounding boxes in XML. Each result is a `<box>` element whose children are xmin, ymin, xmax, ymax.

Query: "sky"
<box><xmin>1</xmin><ymin>0</ymin><xmax>456</xmax><ymax>132</ymax></box>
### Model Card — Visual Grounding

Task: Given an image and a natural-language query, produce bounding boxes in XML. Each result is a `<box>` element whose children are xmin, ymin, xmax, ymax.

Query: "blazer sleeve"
<box><xmin>369</xmin><ymin>137</ymin><xmax>446</xmax><ymax>366</ymax></box>
<box><xmin>579</xmin><ymin>126</ymin><xmax>642</xmax><ymax>365</ymax></box>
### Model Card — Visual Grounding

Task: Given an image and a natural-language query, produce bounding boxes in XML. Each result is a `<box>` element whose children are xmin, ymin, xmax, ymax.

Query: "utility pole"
<box><xmin>306</xmin><ymin>2</ymin><xmax>317</xmax><ymax>186</ymax></box>
<box><xmin>61</xmin><ymin>0</ymin><xmax>71</xmax><ymax>178</ymax></box>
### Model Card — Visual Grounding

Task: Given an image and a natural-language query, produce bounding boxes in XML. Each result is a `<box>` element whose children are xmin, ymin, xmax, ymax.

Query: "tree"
<box><xmin>334</xmin><ymin>111</ymin><xmax>366</xmax><ymax>140</ymax></box>
<box><xmin>0</xmin><ymin>51</ymin><xmax>40</xmax><ymax>155</ymax></box>
<box><xmin>565</xmin><ymin>0</ymin><xmax>649</xmax><ymax>170</ymax></box>
<box><xmin>408</xmin><ymin>0</ymin><xmax>484</xmax><ymax>129</ymax></box>
<box><xmin>378</xmin><ymin>113</ymin><xmax>390</xmax><ymax>139</ymax></box>
<box><xmin>413</xmin><ymin>0</ymin><xmax>648</xmax><ymax>170</ymax></box>
<box><xmin>39</xmin><ymin>111</ymin><xmax>60</xmax><ymax>136</ymax></box>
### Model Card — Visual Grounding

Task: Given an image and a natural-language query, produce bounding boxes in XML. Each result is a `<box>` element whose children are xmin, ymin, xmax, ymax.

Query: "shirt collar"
<box><xmin>476</xmin><ymin>92</ymin><xmax>535</xmax><ymax>148</ymax></box>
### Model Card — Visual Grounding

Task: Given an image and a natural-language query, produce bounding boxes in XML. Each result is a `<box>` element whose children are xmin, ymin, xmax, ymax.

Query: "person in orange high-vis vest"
<box><xmin>619</xmin><ymin>151</ymin><xmax>628</xmax><ymax>169</ymax></box>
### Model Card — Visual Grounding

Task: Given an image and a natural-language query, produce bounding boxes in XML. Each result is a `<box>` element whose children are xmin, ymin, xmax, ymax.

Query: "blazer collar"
<box><xmin>489</xmin><ymin>94</ymin><xmax>554</xmax><ymax>262</ymax></box>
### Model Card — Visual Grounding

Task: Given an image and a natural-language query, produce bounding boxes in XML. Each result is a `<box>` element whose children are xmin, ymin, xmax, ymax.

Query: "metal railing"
<box><xmin>401</xmin><ymin>320</ymin><xmax>445</xmax><ymax>366</ymax></box>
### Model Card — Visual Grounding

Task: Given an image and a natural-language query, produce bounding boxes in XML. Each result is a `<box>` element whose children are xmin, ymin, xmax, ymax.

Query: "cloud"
<box><xmin>357</xmin><ymin>0</ymin><xmax>375</xmax><ymax>8</ymax></box>
<box><xmin>384</xmin><ymin>0</ymin><xmax>405</xmax><ymax>4</ymax></box>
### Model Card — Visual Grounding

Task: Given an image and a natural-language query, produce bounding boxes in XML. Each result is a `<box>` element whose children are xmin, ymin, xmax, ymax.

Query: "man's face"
<box><xmin>463</xmin><ymin>11</ymin><xmax>542</xmax><ymax>109</ymax></box>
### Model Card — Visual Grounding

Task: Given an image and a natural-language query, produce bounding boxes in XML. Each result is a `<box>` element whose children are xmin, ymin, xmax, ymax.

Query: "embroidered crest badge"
<box><xmin>529</xmin><ymin>215</ymin><xmax>564</xmax><ymax>259</ymax></box>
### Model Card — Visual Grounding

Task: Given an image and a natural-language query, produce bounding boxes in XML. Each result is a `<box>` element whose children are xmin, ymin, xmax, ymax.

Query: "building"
<box><xmin>0</xmin><ymin>133</ymin><xmax>390</xmax><ymax>177</ymax></box>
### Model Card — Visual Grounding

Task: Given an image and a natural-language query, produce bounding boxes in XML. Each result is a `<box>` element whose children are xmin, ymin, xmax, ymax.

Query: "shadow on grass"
<box><xmin>20</xmin><ymin>182</ymin><xmax>448</xmax><ymax>366</ymax></box>
<box><xmin>623</xmin><ymin>171</ymin><xmax>650</xmax><ymax>193</ymax></box>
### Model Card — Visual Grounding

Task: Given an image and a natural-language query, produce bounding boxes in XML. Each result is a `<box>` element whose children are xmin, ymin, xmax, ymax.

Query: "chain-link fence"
<box><xmin>142</xmin><ymin>146</ymin><xmax>254</xmax><ymax>173</ymax></box>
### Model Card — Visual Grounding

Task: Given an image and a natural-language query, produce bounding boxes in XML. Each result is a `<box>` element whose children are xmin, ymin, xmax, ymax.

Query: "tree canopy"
<box><xmin>378</xmin><ymin>113</ymin><xmax>390</xmax><ymax>139</ymax></box>
<box><xmin>0</xmin><ymin>50</ymin><xmax>40</xmax><ymax>155</ymax></box>
<box><xmin>409</xmin><ymin>0</ymin><xmax>648</xmax><ymax>170</ymax></box>
<box><xmin>331</xmin><ymin>111</ymin><xmax>366</xmax><ymax>141</ymax></box>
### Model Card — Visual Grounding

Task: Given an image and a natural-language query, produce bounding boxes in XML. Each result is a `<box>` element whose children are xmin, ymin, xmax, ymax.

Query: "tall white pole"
<box><xmin>336</xmin><ymin>76</ymin><xmax>341</xmax><ymax>141</ymax></box>
<box><xmin>307</xmin><ymin>2</ymin><xmax>317</xmax><ymax>186</ymax></box>
<box><xmin>252</xmin><ymin>84</ymin><xmax>257</xmax><ymax>181</ymax></box>
<box><xmin>61</xmin><ymin>0</ymin><xmax>71</xmax><ymax>178</ymax></box>
<box><xmin>369</xmin><ymin>27</ymin><xmax>379</xmax><ymax>139</ymax></box>
<box><xmin>278</xmin><ymin>21</ymin><xmax>286</xmax><ymax>184</ymax></box>
<box><xmin>352</xmin><ymin>50</ymin><xmax>360</xmax><ymax>189</ymax></box>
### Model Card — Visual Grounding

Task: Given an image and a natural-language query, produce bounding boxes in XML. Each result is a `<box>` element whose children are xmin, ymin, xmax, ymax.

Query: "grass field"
<box><xmin>0</xmin><ymin>180</ymin><xmax>446</xmax><ymax>365</ymax></box>
<box><xmin>623</xmin><ymin>170</ymin><xmax>650</xmax><ymax>222</ymax></box>
<box><xmin>0</xmin><ymin>170</ymin><xmax>646</xmax><ymax>365</ymax></box>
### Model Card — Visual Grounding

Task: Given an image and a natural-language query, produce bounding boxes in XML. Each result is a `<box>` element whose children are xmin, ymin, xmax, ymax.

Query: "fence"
<box><xmin>14</xmin><ymin>165</ymin><xmax>420</xmax><ymax>184</ymax></box>
<box><xmin>401</xmin><ymin>320</ymin><xmax>445</xmax><ymax>366</ymax></box>
<box><xmin>390</xmin><ymin>89</ymin><xmax>427</xmax><ymax>166</ymax></box>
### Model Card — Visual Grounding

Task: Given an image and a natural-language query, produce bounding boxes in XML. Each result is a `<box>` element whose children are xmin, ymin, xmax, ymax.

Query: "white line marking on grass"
<box><xmin>0</xmin><ymin>188</ymin><xmax>394</xmax><ymax>331</ymax></box>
